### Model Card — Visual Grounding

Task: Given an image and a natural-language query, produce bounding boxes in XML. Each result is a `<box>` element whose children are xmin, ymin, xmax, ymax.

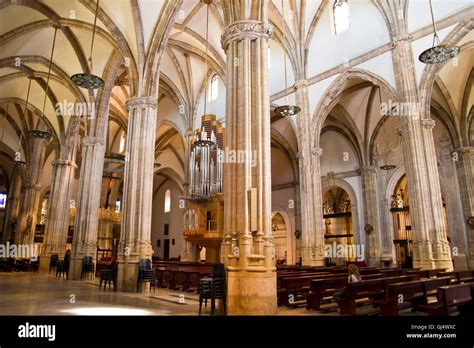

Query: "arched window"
<box><xmin>333</xmin><ymin>0</ymin><xmax>350</xmax><ymax>34</ymax></box>
<box><xmin>164</xmin><ymin>189</ymin><xmax>171</xmax><ymax>213</ymax></box>
<box><xmin>0</xmin><ymin>189</ymin><xmax>6</xmax><ymax>209</ymax></box>
<box><xmin>119</xmin><ymin>131</ymin><xmax>126</xmax><ymax>153</ymax></box>
<box><xmin>115</xmin><ymin>196</ymin><xmax>121</xmax><ymax>213</ymax></box>
<box><xmin>209</xmin><ymin>75</ymin><xmax>219</xmax><ymax>102</ymax></box>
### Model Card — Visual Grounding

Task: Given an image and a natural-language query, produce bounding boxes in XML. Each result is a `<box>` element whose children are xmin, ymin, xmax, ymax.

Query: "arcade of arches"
<box><xmin>0</xmin><ymin>0</ymin><xmax>473</xmax><ymax>316</ymax></box>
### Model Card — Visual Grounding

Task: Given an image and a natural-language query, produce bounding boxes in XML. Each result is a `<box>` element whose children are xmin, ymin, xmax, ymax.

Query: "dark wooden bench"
<box><xmin>336</xmin><ymin>279</ymin><xmax>385</xmax><ymax>315</ymax></box>
<box><xmin>375</xmin><ymin>277</ymin><xmax>451</xmax><ymax>316</ymax></box>
<box><xmin>419</xmin><ymin>283</ymin><xmax>472</xmax><ymax>315</ymax></box>
<box><xmin>305</xmin><ymin>277</ymin><xmax>347</xmax><ymax>310</ymax></box>
<box><xmin>278</xmin><ymin>273</ymin><xmax>358</xmax><ymax>306</ymax></box>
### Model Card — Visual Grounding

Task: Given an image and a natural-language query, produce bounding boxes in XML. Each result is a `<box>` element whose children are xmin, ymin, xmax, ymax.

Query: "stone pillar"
<box><xmin>220</xmin><ymin>11</ymin><xmax>276</xmax><ymax>315</ymax></box>
<box><xmin>359</xmin><ymin>166</ymin><xmax>382</xmax><ymax>267</ymax></box>
<box><xmin>295</xmin><ymin>80</ymin><xmax>325</xmax><ymax>266</ymax></box>
<box><xmin>455</xmin><ymin>147</ymin><xmax>474</xmax><ymax>268</ymax></box>
<box><xmin>375</xmin><ymin>0</ymin><xmax>452</xmax><ymax>271</ymax></box>
<box><xmin>1</xmin><ymin>172</ymin><xmax>21</xmax><ymax>244</ymax></box>
<box><xmin>15</xmin><ymin>135</ymin><xmax>47</xmax><ymax>246</ymax></box>
<box><xmin>39</xmin><ymin>159</ymin><xmax>77</xmax><ymax>272</ymax></box>
<box><xmin>116</xmin><ymin>97</ymin><xmax>157</xmax><ymax>291</ymax></box>
<box><xmin>69</xmin><ymin>136</ymin><xmax>106</xmax><ymax>279</ymax></box>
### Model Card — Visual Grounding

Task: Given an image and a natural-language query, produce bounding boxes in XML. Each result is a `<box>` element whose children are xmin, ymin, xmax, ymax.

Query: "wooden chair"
<box><xmin>81</xmin><ymin>256</ymin><xmax>95</xmax><ymax>280</ymax></box>
<box><xmin>49</xmin><ymin>254</ymin><xmax>59</xmax><ymax>274</ymax></box>
<box><xmin>99</xmin><ymin>262</ymin><xmax>117</xmax><ymax>291</ymax></box>
<box><xmin>199</xmin><ymin>278</ymin><xmax>213</xmax><ymax>316</ymax></box>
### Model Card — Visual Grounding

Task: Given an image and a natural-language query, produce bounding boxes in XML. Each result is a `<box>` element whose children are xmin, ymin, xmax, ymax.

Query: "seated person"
<box><xmin>333</xmin><ymin>264</ymin><xmax>361</xmax><ymax>311</ymax></box>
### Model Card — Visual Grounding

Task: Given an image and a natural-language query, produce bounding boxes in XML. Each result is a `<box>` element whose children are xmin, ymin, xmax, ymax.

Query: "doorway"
<box><xmin>164</xmin><ymin>239</ymin><xmax>170</xmax><ymax>260</ymax></box>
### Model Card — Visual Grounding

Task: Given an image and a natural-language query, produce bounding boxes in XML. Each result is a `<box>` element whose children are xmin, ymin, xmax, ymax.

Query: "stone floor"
<box><xmin>0</xmin><ymin>272</ymin><xmax>421</xmax><ymax>316</ymax></box>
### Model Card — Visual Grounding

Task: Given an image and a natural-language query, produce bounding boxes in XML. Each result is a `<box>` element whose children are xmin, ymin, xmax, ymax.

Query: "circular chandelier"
<box><xmin>29</xmin><ymin>130</ymin><xmax>51</xmax><ymax>139</ymax></box>
<box><xmin>274</xmin><ymin>0</ymin><xmax>300</xmax><ymax>118</ymax></box>
<box><xmin>419</xmin><ymin>0</ymin><xmax>460</xmax><ymax>64</ymax></box>
<box><xmin>377</xmin><ymin>87</ymin><xmax>396</xmax><ymax>171</ymax></box>
<box><xmin>70</xmin><ymin>0</ymin><xmax>104</xmax><ymax>89</ymax></box>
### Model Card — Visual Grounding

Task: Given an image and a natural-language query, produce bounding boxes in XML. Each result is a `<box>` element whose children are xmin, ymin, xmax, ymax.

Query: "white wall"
<box><xmin>151</xmin><ymin>180</ymin><xmax>183</xmax><ymax>259</ymax></box>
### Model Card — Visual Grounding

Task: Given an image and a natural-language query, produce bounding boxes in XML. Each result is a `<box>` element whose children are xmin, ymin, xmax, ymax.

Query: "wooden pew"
<box><xmin>278</xmin><ymin>274</ymin><xmax>344</xmax><ymax>306</ymax></box>
<box><xmin>305</xmin><ymin>277</ymin><xmax>347</xmax><ymax>310</ymax></box>
<box><xmin>457</xmin><ymin>271</ymin><xmax>474</xmax><ymax>284</ymax></box>
<box><xmin>379</xmin><ymin>269</ymin><xmax>403</xmax><ymax>277</ymax></box>
<box><xmin>305</xmin><ymin>274</ymin><xmax>415</xmax><ymax>311</ymax></box>
<box><xmin>375</xmin><ymin>277</ymin><xmax>451</xmax><ymax>316</ymax></box>
<box><xmin>419</xmin><ymin>284</ymin><xmax>472</xmax><ymax>316</ymax></box>
<box><xmin>336</xmin><ymin>279</ymin><xmax>385</xmax><ymax>315</ymax></box>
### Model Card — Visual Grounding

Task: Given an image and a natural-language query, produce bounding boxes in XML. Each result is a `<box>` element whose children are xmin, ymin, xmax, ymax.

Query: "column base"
<box><xmin>226</xmin><ymin>270</ymin><xmax>276</xmax><ymax>315</ymax></box>
<box><xmin>413</xmin><ymin>258</ymin><xmax>454</xmax><ymax>271</ymax></box>
<box><xmin>116</xmin><ymin>260</ymin><xmax>139</xmax><ymax>292</ymax></box>
<box><xmin>69</xmin><ymin>257</ymin><xmax>84</xmax><ymax>280</ymax></box>
<box><xmin>366</xmin><ymin>257</ymin><xmax>382</xmax><ymax>268</ymax></box>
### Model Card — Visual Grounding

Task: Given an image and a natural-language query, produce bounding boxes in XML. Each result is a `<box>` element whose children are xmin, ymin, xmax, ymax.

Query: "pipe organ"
<box><xmin>182</xmin><ymin>114</ymin><xmax>225</xmax><ymax>263</ymax></box>
<box><xmin>188</xmin><ymin>114</ymin><xmax>224</xmax><ymax>197</ymax></box>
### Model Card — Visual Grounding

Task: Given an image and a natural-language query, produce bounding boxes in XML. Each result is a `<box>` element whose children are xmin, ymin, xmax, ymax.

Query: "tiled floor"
<box><xmin>0</xmin><ymin>272</ymin><xmax>421</xmax><ymax>316</ymax></box>
<box><xmin>0</xmin><ymin>272</ymin><xmax>205</xmax><ymax>316</ymax></box>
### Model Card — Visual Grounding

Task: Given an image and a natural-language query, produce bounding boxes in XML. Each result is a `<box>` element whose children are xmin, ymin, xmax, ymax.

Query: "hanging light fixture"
<box><xmin>30</xmin><ymin>25</ymin><xmax>59</xmax><ymax>141</ymax></box>
<box><xmin>13</xmin><ymin>76</ymin><xmax>33</xmax><ymax>166</ymax></box>
<box><xmin>419</xmin><ymin>0</ymin><xmax>460</xmax><ymax>64</ymax></box>
<box><xmin>70</xmin><ymin>0</ymin><xmax>104</xmax><ymax>89</ymax></box>
<box><xmin>378</xmin><ymin>86</ymin><xmax>396</xmax><ymax>171</ymax></box>
<box><xmin>194</xmin><ymin>1</ymin><xmax>215</xmax><ymax>148</ymax></box>
<box><xmin>274</xmin><ymin>0</ymin><xmax>301</xmax><ymax>118</ymax></box>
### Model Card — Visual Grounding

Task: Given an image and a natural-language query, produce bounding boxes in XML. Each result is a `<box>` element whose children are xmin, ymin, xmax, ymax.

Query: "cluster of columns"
<box><xmin>15</xmin><ymin>130</ymin><xmax>48</xmax><ymax>246</ymax></box>
<box><xmin>5</xmin><ymin>0</ymin><xmax>472</xmax><ymax>317</ymax></box>
<box><xmin>219</xmin><ymin>0</ymin><xmax>276</xmax><ymax>315</ymax></box>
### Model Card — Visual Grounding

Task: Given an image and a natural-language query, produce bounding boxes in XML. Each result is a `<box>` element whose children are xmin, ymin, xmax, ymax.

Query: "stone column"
<box><xmin>69</xmin><ymin>136</ymin><xmax>106</xmax><ymax>279</ymax></box>
<box><xmin>116</xmin><ymin>97</ymin><xmax>157</xmax><ymax>291</ymax></box>
<box><xmin>220</xmin><ymin>11</ymin><xmax>276</xmax><ymax>315</ymax></box>
<box><xmin>295</xmin><ymin>80</ymin><xmax>325</xmax><ymax>266</ymax></box>
<box><xmin>1</xmin><ymin>172</ymin><xmax>21</xmax><ymax>244</ymax></box>
<box><xmin>375</xmin><ymin>0</ymin><xmax>452</xmax><ymax>271</ymax></box>
<box><xmin>455</xmin><ymin>147</ymin><xmax>474</xmax><ymax>268</ymax></box>
<box><xmin>15</xmin><ymin>135</ymin><xmax>47</xmax><ymax>246</ymax></box>
<box><xmin>359</xmin><ymin>166</ymin><xmax>382</xmax><ymax>267</ymax></box>
<box><xmin>39</xmin><ymin>159</ymin><xmax>77</xmax><ymax>272</ymax></box>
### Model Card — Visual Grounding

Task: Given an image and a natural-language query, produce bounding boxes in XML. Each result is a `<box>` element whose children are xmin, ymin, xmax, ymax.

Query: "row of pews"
<box><xmin>152</xmin><ymin>261</ymin><xmax>214</xmax><ymax>292</ymax></box>
<box><xmin>277</xmin><ymin>265</ymin><xmax>474</xmax><ymax>316</ymax></box>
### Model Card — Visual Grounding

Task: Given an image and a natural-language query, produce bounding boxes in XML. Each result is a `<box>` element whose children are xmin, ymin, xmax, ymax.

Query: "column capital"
<box><xmin>359</xmin><ymin>166</ymin><xmax>377</xmax><ymax>175</ymax></box>
<box><xmin>454</xmin><ymin>147</ymin><xmax>474</xmax><ymax>156</ymax></box>
<box><xmin>125</xmin><ymin>96</ymin><xmax>157</xmax><ymax>111</ymax></box>
<box><xmin>51</xmin><ymin>159</ymin><xmax>77</xmax><ymax>168</ymax></box>
<box><xmin>421</xmin><ymin>118</ymin><xmax>436</xmax><ymax>130</ymax></box>
<box><xmin>81</xmin><ymin>136</ymin><xmax>104</xmax><ymax>147</ymax></box>
<box><xmin>390</xmin><ymin>34</ymin><xmax>413</xmax><ymax>49</ymax></box>
<box><xmin>21</xmin><ymin>184</ymin><xmax>41</xmax><ymax>191</ymax></box>
<box><xmin>221</xmin><ymin>20</ymin><xmax>273</xmax><ymax>50</ymax></box>
<box><xmin>311</xmin><ymin>147</ymin><xmax>323</xmax><ymax>157</ymax></box>
<box><xmin>294</xmin><ymin>79</ymin><xmax>308</xmax><ymax>90</ymax></box>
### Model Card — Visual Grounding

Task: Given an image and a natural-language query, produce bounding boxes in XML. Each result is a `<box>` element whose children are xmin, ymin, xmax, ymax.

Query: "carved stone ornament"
<box><xmin>125</xmin><ymin>96</ymin><xmax>157</xmax><ymax>112</ymax></box>
<box><xmin>421</xmin><ymin>118</ymin><xmax>436</xmax><ymax>130</ymax></box>
<box><xmin>221</xmin><ymin>20</ymin><xmax>273</xmax><ymax>50</ymax></box>
<box><xmin>468</xmin><ymin>216</ymin><xmax>474</xmax><ymax>229</ymax></box>
<box><xmin>364</xmin><ymin>224</ymin><xmax>373</xmax><ymax>234</ymax></box>
<box><xmin>52</xmin><ymin>159</ymin><xmax>77</xmax><ymax>168</ymax></box>
<box><xmin>311</xmin><ymin>147</ymin><xmax>323</xmax><ymax>157</ymax></box>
